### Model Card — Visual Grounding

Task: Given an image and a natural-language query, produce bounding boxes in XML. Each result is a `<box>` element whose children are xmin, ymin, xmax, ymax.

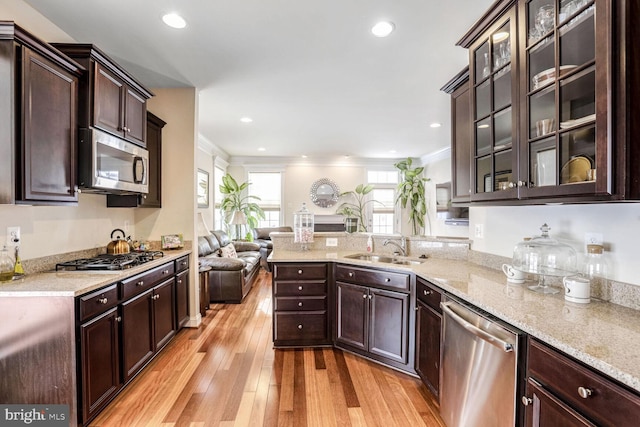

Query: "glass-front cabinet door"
<box><xmin>470</xmin><ymin>9</ymin><xmax>519</xmax><ymax>201</ymax></box>
<box><xmin>519</xmin><ymin>0</ymin><xmax>609</xmax><ymax>198</ymax></box>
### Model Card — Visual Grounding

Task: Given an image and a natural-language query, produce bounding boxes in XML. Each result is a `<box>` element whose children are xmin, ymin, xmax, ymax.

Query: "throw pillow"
<box><xmin>218</xmin><ymin>243</ymin><xmax>238</xmax><ymax>258</ymax></box>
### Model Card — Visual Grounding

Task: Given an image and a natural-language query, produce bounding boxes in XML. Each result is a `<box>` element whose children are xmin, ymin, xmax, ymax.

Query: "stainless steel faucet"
<box><xmin>383</xmin><ymin>236</ymin><xmax>407</xmax><ymax>257</ymax></box>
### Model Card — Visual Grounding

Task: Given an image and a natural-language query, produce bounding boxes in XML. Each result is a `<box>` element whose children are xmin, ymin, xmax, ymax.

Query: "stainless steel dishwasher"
<box><xmin>440</xmin><ymin>297</ymin><xmax>521</xmax><ymax>427</ymax></box>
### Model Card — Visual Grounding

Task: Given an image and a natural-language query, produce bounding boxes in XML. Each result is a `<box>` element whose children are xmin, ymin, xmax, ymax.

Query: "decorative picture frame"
<box><xmin>161</xmin><ymin>234</ymin><xmax>184</xmax><ymax>249</ymax></box>
<box><xmin>197</xmin><ymin>169</ymin><xmax>209</xmax><ymax>208</ymax></box>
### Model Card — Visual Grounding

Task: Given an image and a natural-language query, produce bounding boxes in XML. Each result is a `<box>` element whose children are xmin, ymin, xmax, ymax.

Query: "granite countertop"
<box><xmin>269</xmin><ymin>249</ymin><xmax>640</xmax><ymax>393</ymax></box>
<box><xmin>0</xmin><ymin>250</ymin><xmax>192</xmax><ymax>297</ymax></box>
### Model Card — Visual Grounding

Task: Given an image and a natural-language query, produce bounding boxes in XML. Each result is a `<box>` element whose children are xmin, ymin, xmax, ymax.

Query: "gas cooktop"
<box><xmin>55</xmin><ymin>251</ymin><xmax>164</xmax><ymax>271</ymax></box>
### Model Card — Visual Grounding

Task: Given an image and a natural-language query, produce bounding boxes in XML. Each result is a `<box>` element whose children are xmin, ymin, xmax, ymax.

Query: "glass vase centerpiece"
<box><xmin>512</xmin><ymin>224</ymin><xmax>577</xmax><ymax>294</ymax></box>
<box><xmin>294</xmin><ymin>202</ymin><xmax>314</xmax><ymax>251</ymax></box>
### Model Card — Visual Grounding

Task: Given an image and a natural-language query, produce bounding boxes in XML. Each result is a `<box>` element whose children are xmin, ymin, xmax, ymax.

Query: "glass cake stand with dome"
<box><xmin>512</xmin><ymin>223</ymin><xmax>578</xmax><ymax>294</ymax></box>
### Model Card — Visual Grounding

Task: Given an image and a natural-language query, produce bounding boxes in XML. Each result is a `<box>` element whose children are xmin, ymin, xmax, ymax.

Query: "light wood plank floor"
<box><xmin>90</xmin><ymin>269</ymin><xmax>446</xmax><ymax>427</ymax></box>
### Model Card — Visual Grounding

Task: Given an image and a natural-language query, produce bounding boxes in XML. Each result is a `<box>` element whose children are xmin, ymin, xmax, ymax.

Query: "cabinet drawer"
<box><xmin>416</xmin><ymin>277</ymin><xmax>442</xmax><ymax>313</ymax></box>
<box><xmin>528</xmin><ymin>339</ymin><xmax>640</xmax><ymax>427</ymax></box>
<box><xmin>79</xmin><ymin>284</ymin><xmax>118</xmax><ymax>322</ymax></box>
<box><xmin>274</xmin><ymin>296</ymin><xmax>326</xmax><ymax>311</ymax></box>
<box><xmin>273</xmin><ymin>263</ymin><xmax>327</xmax><ymax>280</ymax></box>
<box><xmin>175</xmin><ymin>255</ymin><xmax>189</xmax><ymax>273</ymax></box>
<box><xmin>336</xmin><ymin>264</ymin><xmax>410</xmax><ymax>292</ymax></box>
<box><xmin>274</xmin><ymin>312</ymin><xmax>327</xmax><ymax>341</ymax></box>
<box><xmin>120</xmin><ymin>262</ymin><xmax>175</xmax><ymax>300</ymax></box>
<box><xmin>273</xmin><ymin>280</ymin><xmax>326</xmax><ymax>296</ymax></box>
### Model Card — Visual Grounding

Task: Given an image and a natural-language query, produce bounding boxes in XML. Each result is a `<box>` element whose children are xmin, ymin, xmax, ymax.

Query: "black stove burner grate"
<box><xmin>56</xmin><ymin>251</ymin><xmax>164</xmax><ymax>271</ymax></box>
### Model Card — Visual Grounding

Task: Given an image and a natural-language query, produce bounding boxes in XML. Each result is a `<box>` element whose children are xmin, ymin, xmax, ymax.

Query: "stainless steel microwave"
<box><xmin>78</xmin><ymin>128</ymin><xmax>149</xmax><ymax>194</ymax></box>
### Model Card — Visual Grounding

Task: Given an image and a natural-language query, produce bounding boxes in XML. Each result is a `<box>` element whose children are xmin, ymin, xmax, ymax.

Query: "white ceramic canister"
<box><xmin>563</xmin><ymin>276</ymin><xmax>591</xmax><ymax>304</ymax></box>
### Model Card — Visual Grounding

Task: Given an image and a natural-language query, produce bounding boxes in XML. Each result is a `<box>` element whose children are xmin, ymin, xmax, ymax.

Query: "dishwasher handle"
<box><xmin>441</xmin><ymin>301</ymin><xmax>514</xmax><ymax>353</ymax></box>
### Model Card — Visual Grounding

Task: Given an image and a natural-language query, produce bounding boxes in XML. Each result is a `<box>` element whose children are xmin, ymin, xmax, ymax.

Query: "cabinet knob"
<box><xmin>297</xmin><ymin>324</ymin><xmax>303</xmax><ymax>330</ymax></box>
<box><xmin>137</xmin><ymin>281</ymin><xmax>145</xmax><ymax>286</ymax></box>
<box><xmin>116</xmin><ymin>316</ymin><xmax>122</xmax><ymax>323</ymax></box>
<box><xmin>521</xmin><ymin>396</ymin><xmax>532</xmax><ymax>406</ymax></box>
<box><xmin>298</xmin><ymin>302</ymin><xmax>303</xmax><ymax>307</ymax></box>
<box><xmin>423</xmin><ymin>290</ymin><xmax>432</xmax><ymax>296</ymax></box>
<box><xmin>368</xmin><ymin>295</ymin><xmax>372</xmax><ymax>300</ymax></box>
<box><xmin>181</xmin><ymin>261</ymin><xmax>187</xmax><ymax>266</ymax></box>
<box><xmin>152</xmin><ymin>294</ymin><xmax>160</xmax><ymax>300</ymax></box>
<box><xmin>298</xmin><ymin>269</ymin><xmax>303</xmax><ymax>275</ymax></box>
<box><xmin>177</xmin><ymin>279</ymin><xmax>182</xmax><ymax>284</ymax></box>
<box><xmin>298</xmin><ymin>286</ymin><xmax>303</xmax><ymax>291</ymax></box>
<box><xmin>163</xmin><ymin>269</ymin><xmax>169</xmax><ymax>274</ymax></box>
<box><xmin>363</xmin><ymin>294</ymin><xmax>368</xmax><ymax>299</ymax></box>
<box><xmin>508</xmin><ymin>182</ymin><xmax>516</xmax><ymax>188</ymax></box>
<box><xmin>577</xmin><ymin>387</ymin><xmax>593</xmax><ymax>399</ymax></box>
<box><xmin>348</xmin><ymin>272</ymin><xmax>354</xmax><ymax>277</ymax></box>
<box><xmin>518</xmin><ymin>180</ymin><xmax>528</xmax><ymax>188</ymax></box>
<box><xmin>384</xmin><ymin>278</ymin><xmax>391</xmax><ymax>282</ymax></box>
<box><xmin>414</xmin><ymin>306</ymin><xmax>419</xmax><ymax>311</ymax></box>
<box><xmin>98</xmin><ymin>297</ymin><xmax>108</xmax><ymax>305</ymax></box>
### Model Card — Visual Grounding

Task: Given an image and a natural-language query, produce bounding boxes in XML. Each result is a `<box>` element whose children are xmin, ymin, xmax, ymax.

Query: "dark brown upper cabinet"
<box><xmin>0</xmin><ymin>21</ymin><xmax>84</xmax><ymax>205</ymax></box>
<box><xmin>454</xmin><ymin>0</ymin><xmax>640</xmax><ymax>204</ymax></box>
<box><xmin>52</xmin><ymin>44</ymin><xmax>153</xmax><ymax>148</ymax></box>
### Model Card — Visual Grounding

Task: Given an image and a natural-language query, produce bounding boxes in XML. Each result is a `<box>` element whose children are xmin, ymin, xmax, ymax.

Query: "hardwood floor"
<box><xmin>90</xmin><ymin>269</ymin><xmax>446</xmax><ymax>427</ymax></box>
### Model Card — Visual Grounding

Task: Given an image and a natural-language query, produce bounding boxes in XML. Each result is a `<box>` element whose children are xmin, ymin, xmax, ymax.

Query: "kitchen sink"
<box><xmin>343</xmin><ymin>253</ymin><xmax>425</xmax><ymax>265</ymax></box>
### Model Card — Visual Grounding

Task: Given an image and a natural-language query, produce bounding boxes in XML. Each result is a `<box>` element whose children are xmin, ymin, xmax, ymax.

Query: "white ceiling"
<box><xmin>24</xmin><ymin>0</ymin><xmax>493</xmax><ymax>160</ymax></box>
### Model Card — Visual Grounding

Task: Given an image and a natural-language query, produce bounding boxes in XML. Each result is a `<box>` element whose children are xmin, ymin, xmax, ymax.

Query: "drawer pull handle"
<box><xmin>98</xmin><ymin>297</ymin><xmax>108</xmax><ymax>305</ymax></box>
<box><xmin>298</xmin><ymin>302</ymin><xmax>303</xmax><ymax>307</ymax></box>
<box><xmin>348</xmin><ymin>272</ymin><xmax>354</xmax><ymax>277</ymax></box>
<box><xmin>424</xmin><ymin>290</ymin><xmax>432</xmax><ymax>296</ymax></box>
<box><xmin>578</xmin><ymin>387</ymin><xmax>593</xmax><ymax>399</ymax></box>
<box><xmin>385</xmin><ymin>278</ymin><xmax>391</xmax><ymax>282</ymax></box>
<box><xmin>298</xmin><ymin>269</ymin><xmax>303</xmax><ymax>275</ymax></box>
<box><xmin>521</xmin><ymin>396</ymin><xmax>532</xmax><ymax>406</ymax></box>
<box><xmin>137</xmin><ymin>281</ymin><xmax>145</xmax><ymax>286</ymax></box>
<box><xmin>298</xmin><ymin>324</ymin><xmax>303</xmax><ymax>330</ymax></box>
<box><xmin>298</xmin><ymin>286</ymin><xmax>303</xmax><ymax>291</ymax></box>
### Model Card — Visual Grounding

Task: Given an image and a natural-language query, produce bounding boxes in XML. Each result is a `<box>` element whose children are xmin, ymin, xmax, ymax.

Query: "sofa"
<box><xmin>252</xmin><ymin>226</ymin><xmax>293</xmax><ymax>272</ymax></box>
<box><xmin>198</xmin><ymin>230</ymin><xmax>261</xmax><ymax>303</ymax></box>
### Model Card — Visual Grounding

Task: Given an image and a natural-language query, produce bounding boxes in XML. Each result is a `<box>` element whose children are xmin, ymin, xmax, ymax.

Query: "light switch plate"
<box><xmin>326</xmin><ymin>237</ymin><xmax>338</xmax><ymax>247</ymax></box>
<box><xmin>474</xmin><ymin>224</ymin><xmax>484</xmax><ymax>239</ymax></box>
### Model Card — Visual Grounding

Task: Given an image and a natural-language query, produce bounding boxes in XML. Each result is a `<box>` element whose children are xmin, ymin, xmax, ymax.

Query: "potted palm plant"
<box><xmin>394</xmin><ymin>158</ymin><xmax>430</xmax><ymax>236</ymax></box>
<box><xmin>336</xmin><ymin>184</ymin><xmax>380</xmax><ymax>233</ymax></box>
<box><xmin>219</xmin><ymin>174</ymin><xmax>265</xmax><ymax>239</ymax></box>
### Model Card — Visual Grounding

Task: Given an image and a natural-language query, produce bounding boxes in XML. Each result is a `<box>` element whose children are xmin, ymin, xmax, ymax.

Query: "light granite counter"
<box><xmin>0</xmin><ymin>249</ymin><xmax>192</xmax><ymax>297</ymax></box>
<box><xmin>269</xmin><ymin>249</ymin><xmax>640</xmax><ymax>393</ymax></box>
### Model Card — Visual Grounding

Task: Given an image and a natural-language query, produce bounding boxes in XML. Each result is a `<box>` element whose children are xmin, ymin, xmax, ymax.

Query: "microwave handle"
<box><xmin>133</xmin><ymin>156</ymin><xmax>145</xmax><ymax>184</ymax></box>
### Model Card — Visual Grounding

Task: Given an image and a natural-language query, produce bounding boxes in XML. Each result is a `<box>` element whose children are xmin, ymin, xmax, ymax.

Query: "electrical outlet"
<box><xmin>7</xmin><ymin>226</ymin><xmax>20</xmax><ymax>247</ymax></box>
<box><xmin>585</xmin><ymin>232</ymin><xmax>603</xmax><ymax>246</ymax></box>
<box><xmin>326</xmin><ymin>237</ymin><xmax>338</xmax><ymax>247</ymax></box>
<box><xmin>474</xmin><ymin>224</ymin><xmax>484</xmax><ymax>239</ymax></box>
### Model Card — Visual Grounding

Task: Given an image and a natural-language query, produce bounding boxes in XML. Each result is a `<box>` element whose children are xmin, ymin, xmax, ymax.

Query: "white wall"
<box><xmin>424</xmin><ymin>156</ymin><xmax>469</xmax><ymax>238</ymax></box>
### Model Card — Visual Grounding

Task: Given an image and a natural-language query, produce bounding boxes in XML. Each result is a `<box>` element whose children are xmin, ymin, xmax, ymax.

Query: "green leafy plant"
<box><xmin>219</xmin><ymin>174</ymin><xmax>265</xmax><ymax>239</ymax></box>
<box><xmin>394</xmin><ymin>158</ymin><xmax>430</xmax><ymax>236</ymax></box>
<box><xmin>335</xmin><ymin>184</ymin><xmax>381</xmax><ymax>233</ymax></box>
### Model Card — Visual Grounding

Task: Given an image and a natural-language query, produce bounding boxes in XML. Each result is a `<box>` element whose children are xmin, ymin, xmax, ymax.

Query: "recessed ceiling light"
<box><xmin>257</xmin><ymin>147</ymin><xmax>266</xmax><ymax>152</ymax></box>
<box><xmin>371</xmin><ymin>21</ymin><xmax>395</xmax><ymax>37</ymax></box>
<box><xmin>389</xmin><ymin>150</ymin><xmax>397</xmax><ymax>154</ymax></box>
<box><xmin>240</xmin><ymin>117</ymin><xmax>253</xmax><ymax>123</ymax></box>
<box><xmin>430</xmin><ymin>122</ymin><xmax>442</xmax><ymax>128</ymax></box>
<box><xmin>162</xmin><ymin>13</ymin><xmax>186</xmax><ymax>29</ymax></box>
<box><xmin>301</xmin><ymin>155</ymin><xmax>308</xmax><ymax>158</ymax></box>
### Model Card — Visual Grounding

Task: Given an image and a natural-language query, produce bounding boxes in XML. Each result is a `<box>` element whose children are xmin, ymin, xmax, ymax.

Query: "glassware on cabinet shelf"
<box><xmin>293</xmin><ymin>202</ymin><xmax>314</xmax><ymax>251</ymax></box>
<box><xmin>535</xmin><ymin>5</ymin><xmax>555</xmax><ymax>36</ymax></box>
<box><xmin>482</xmin><ymin>52</ymin><xmax>491</xmax><ymax>78</ymax></box>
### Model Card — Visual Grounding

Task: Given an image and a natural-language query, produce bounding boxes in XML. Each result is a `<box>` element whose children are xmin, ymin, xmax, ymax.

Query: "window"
<box><xmin>213</xmin><ymin>166</ymin><xmax>225</xmax><ymax>230</ymax></box>
<box><xmin>248</xmin><ymin>172</ymin><xmax>282</xmax><ymax>227</ymax></box>
<box><xmin>367</xmin><ymin>170</ymin><xmax>399</xmax><ymax>234</ymax></box>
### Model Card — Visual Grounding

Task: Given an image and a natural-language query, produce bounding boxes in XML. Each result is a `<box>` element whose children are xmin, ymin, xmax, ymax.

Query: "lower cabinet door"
<box><xmin>336</xmin><ymin>282</ymin><xmax>368</xmax><ymax>351</ymax></box>
<box><xmin>80</xmin><ymin>307</ymin><xmax>121</xmax><ymax>424</ymax></box>
<box><xmin>524</xmin><ymin>378</ymin><xmax>596</xmax><ymax>427</ymax></box>
<box><xmin>176</xmin><ymin>270</ymin><xmax>189</xmax><ymax>328</ymax></box>
<box><xmin>121</xmin><ymin>289</ymin><xmax>155</xmax><ymax>382</ymax></box>
<box><xmin>369</xmin><ymin>288</ymin><xmax>409</xmax><ymax>364</ymax></box>
<box><xmin>154</xmin><ymin>278</ymin><xmax>176</xmax><ymax>350</ymax></box>
<box><xmin>415</xmin><ymin>300</ymin><xmax>441</xmax><ymax>397</ymax></box>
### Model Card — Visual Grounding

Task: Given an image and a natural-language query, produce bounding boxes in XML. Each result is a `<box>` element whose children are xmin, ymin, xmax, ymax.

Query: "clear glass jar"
<box><xmin>293</xmin><ymin>203</ymin><xmax>314</xmax><ymax>251</ymax></box>
<box><xmin>0</xmin><ymin>246</ymin><xmax>15</xmax><ymax>282</ymax></box>
<box><xmin>583</xmin><ymin>244</ymin><xmax>609</xmax><ymax>297</ymax></box>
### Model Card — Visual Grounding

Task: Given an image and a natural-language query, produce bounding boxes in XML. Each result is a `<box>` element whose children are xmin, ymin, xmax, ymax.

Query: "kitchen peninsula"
<box><xmin>268</xmin><ymin>232</ymin><xmax>640</xmax><ymax>425</ymax></box>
